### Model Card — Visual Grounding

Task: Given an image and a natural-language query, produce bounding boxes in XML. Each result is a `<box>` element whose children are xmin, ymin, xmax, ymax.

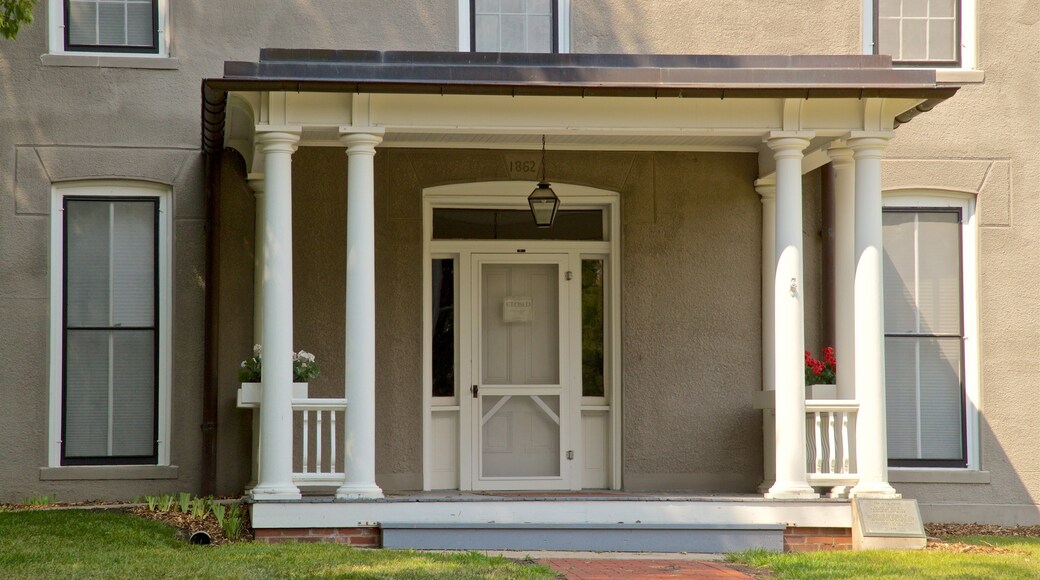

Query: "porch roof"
<box><xmin>202</xmin><ymin>49</ymin><xmax>958</xmax><ymax>153</ymax></box>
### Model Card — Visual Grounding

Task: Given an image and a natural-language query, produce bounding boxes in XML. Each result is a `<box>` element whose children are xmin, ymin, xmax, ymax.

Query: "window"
<box><xmin>50</xmin><ymin>183</ymin><xmax>170</xmax><ymax>467</ymax></box>
<box><xmin>459</xmin><ymin>0</ymin><xmax>570</xmax><ymax>53</ymax></box>
<box><xmin>882</xmin><ymin>193</ymin><xmax>978</xmax><ymax>469</ymax></box>
<box><xmin>875</xmin><ymin>0</ymin><xmax>958</xmax><ymax>65</ymax></box>
<box><xmin>48</xmin><ymin>0</ymin><xmax>168</xmax><ymax>56</ymax></box>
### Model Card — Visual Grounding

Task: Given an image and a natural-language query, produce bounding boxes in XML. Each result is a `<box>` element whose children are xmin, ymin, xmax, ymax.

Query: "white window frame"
<box><xmin>883</xmin><ymin>189</ymin><xmax>980</xmax><ymax>473</ymax></box>
<box><xmin>864</xmin><ymin>0</ymin><xmax>977</xmax><ymax>75</ymax></box>
<box><xmin>458</xmin><ymin>0</ymin><xmax>570</xmax><ymax>53</ymax></box>
<box><xmin>48</xmin><ymin>181</ymin><xmax>173</xmax><ymax>467</ymax></box>
<box><xmin>48</xmin><ymin>0</ymin><xmax>171</xmax><ymax>57</ymax></box>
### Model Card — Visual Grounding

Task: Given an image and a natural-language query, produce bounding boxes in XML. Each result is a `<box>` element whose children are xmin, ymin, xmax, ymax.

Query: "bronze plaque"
<box><xmin>854</xmin><ymin>498</ymin><xmax>926</xmax><ymax>538</ymax></box>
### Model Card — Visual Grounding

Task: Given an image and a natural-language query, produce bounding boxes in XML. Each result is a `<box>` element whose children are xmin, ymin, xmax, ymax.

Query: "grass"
<box><xmin>0</xmin><ymin>510</ymin><xmax>554</xmax><ymax>579</ymax></box>
<box><xmin>728</xmin><ymin>536</ymin><xmax>1040</xmax><ymax>579</ymax></box>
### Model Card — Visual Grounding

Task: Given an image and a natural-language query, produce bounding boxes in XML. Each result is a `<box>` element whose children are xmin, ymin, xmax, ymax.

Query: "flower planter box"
<box><xmin>805</xmin><ymin>384</ymin><xmax>837</xmax><ymax>400</ymax></box>
<box><xmin>236</xmin><ymin>382</ymin><xmax>309</xmax><ymax>409</ymax></box>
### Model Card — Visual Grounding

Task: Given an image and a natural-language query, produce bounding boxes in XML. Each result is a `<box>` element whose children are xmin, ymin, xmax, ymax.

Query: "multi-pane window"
<box><xmin>883</xmin><ymin>209</ymin><xmax>966</xmax><ymax>467</ymax></box>
<box><xmin>62</xmin><ymin>198</ymin><xmax>159</xmax><ymax>465</ymax></box>
<box><xmin>65</xmin><ymin>0</ymin><xmax>158</xmax><ymax>53</ymax></box>
<box><xmin>876</xmin><ymin>0</ymin><xmax>959</xmax><ymax>65</ymax></box>
<box><xmin>472</xmin><ymin>0</ymin><xmax>557</xmax><ymax>53</ymax></box>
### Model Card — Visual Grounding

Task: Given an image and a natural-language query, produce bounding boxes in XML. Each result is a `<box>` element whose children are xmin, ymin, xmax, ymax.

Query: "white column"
<box><xmin>755</xmin><ymin>178</ymin><xmax>777</xmax><ymax>493</ymax></box>
<box><xmin>827</xmin><ymin>144</ymin><xmax>856</xmax><ymax>401</ymax></box>
<box><xmin>251</xmin><ymin>129</ymin><xmax>302</xmax><ymax>501</ymax></box>
<box><xmin>337</xmin><ymin>128</ymin><xmax>385</xmax><ymax>499</ymax></box>
<box><xmin>246</xmin><ymin>173</ymin><xmax>265</xmax><ymax>492</ymax></box>
<box><xmin>765</xmin><ymin>132</ymin><xmax>818</xmax><ymax>500</ymax></box>
<box><xmin>848</xmin><ymin>132</ymin><xmax>899</xmax><ymax>498</ymax></box>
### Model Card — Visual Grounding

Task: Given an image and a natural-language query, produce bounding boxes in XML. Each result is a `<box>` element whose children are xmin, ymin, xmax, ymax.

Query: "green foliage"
<box><xmin>23</xmin><ymin>494</ymin><xmax>54</xmax><ymax>506</ymax></box>
<box><xmin>728</xmin><ymin>538</ymin><xmax>1040</xmax><ymax>579</ymax></box>
<box><xmin>237</xmin><ymin>344</ymin><xmax>321</xmax><ymax>383</ymax></box>
<box><xmin>221</xmin><ymin>503</ymin><xmax>243</xmax><ymax>540</ymax></box>
<box><xmin>176</xmin><ymin>492</ymin><xmax>191</xmax><ymax>514</ymax></box>
<box><xmin>144</xmin><ymin>496</ymin><xmax>159</xmax><ymax>511</ymax></box>
<box><xmin>581</xmin><ymin>259</ymin><xmax>605</xmax><ymax>397</ymax></box>
<box><xmin>156</xmin><ymin>495</ymin><xmax>175</xmax><ymax>513</ymax></box>
<box><xmin>210</xmin><ymin>503</ymin><xmax>226</xmax><ymax>528</ymax></box>
<box><xmin>0</xmin><ymin>0</ymin><xmax>36</xmax><ymax>40</ymax></box>
<box><xmin>0</xmin><ymin>510</ymin><xmax>555</xmax><ymax>578</ymax></box>
<box><xmin>189</xmin><ymin>497</ymin><xmax>209</xmax><ymax>519</ymax></box>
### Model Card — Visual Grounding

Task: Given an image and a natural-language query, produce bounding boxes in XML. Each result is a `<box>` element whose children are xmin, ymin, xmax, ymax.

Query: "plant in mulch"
<box><xmin>23</xmin><ymin>494</ymin><xmax>56</xmax><ymax>506</ymax></box>
<box><xmin>135</xmin><ymin>495</ymin><xmax>251</xmax><ymax>545</ymax></box>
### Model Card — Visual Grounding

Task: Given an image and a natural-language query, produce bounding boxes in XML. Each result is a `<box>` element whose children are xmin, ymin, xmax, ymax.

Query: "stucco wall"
<box><xmin>0</xmin><ymin>0</ymin><xmax>1036</xmax><ymax>519</ymax></box>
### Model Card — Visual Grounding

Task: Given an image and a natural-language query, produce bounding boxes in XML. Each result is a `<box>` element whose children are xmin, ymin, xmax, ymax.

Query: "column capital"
<box><xmin>826</xmin><ymin>140</ymin><xmax>855</xmax><ymax>167</ymax></box>
<box><xmin>845</xmin><ymin>131</ymin><xmax>894</xmax><ymax>157</ymax></box>
<box><xmin>255</xmin><ymin>128</ymin><xmax>302</xmax><ymax>154</ymax></box>
<box><xmin>765</xmin><ymin>131</ymin><xmax>814</xmax><ymax>160</ymax></box>
<box><xmin>754</xmin><ymin>178</ymin><xmax>776</xmax><ymax>199</ymax></box>
<box><xmin>339</xmin><ymin>127</ymin><xmax>385</xmax><ymax>153</ymax></box>
<box><xmin>246</xmin><ymin>172</ymin><xmax>265</xmax><ymax>195</ymax></box>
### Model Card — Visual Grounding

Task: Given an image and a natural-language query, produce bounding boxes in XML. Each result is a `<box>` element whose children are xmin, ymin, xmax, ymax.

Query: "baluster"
<box><xmin>331</xmin><ymin>410</ymin><xmax>338</xmax><ymax>474</ymax></box>
<box><xmin>841</xmin><ymin>412</ymin><xmax>851</xmax><ymax>473</ymax></box>
<box><xmin>814</xmin><ymin>412</ymin><xmax>823</xmax><ymax>474</ymax></box>
<box><xmin>827</xmin><ymin>412</ymin><xmax>837</xmax><ymax>473</ymax></box>
<box><xmin>316</xmin><ymin>410</ymin><xmax>324</xmax><ymax>473</ymax></box>
<box><xmin>302</xmin><ymin>409</ymin><xmax>310</xmax><ymax>474</ymax></box>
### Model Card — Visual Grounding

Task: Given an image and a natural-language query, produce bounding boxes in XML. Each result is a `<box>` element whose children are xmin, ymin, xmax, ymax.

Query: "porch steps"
<box><xmin>380</xmin><ymin>522</ymin><xmax>785</xmax><ymax>553</ymax></box>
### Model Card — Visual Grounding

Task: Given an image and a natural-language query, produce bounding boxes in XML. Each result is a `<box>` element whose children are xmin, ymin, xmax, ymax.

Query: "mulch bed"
<box><xmin>130</xmin><ymin>506</ymin><xmax>254</xmax><ymax>545</ymax></box>
<box><xmin>923</xmin><ymin>523</ymin><xmax>1040</xmax><ymax>555</ymax></box>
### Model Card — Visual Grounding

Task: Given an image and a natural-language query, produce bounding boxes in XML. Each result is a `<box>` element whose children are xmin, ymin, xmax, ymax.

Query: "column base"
<box><xmin>849</xmin><ymin>481</ymin><xmax>900</xmax><ymax>499</ymax></box>
<box><xmin>251</xmin><ymin>483</ymin><xmax>302</xmax><ymax>501</ymax></box>
<box><xmin>757</xmin><ymin>479</ymin><xmax>775</xmax><ymax>494</ymax></box>
<box><xmin>336</xmin><ymin>482</ymin><xmax>384</xmax><ymax>500</ymax></box>
<box><xmin>765</xmin><ymin>482</ymin><xmax>819</xmax><ymax>499</ymax></box>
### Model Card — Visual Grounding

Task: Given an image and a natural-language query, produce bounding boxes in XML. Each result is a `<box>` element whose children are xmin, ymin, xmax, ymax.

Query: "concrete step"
<box><xmin>380</xmin><ymin>522</ymin><xmax>784</xmax><ymax>553</ymax></box>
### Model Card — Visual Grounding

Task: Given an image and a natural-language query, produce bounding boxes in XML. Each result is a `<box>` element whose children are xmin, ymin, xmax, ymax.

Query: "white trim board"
<box><xmin>421</xmin><ymin>181</ymin><xmax>622</xmax><ymax>492</ymax></box>
<box><xmin>48</xmin><ymin>181</ymin><xmax>173</xmax><ymax>468</ymax></box>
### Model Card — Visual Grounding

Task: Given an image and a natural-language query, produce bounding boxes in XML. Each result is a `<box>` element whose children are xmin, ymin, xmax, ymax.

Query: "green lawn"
<box><xmin>729</xmin><ymin>536</ymin><xmax>1040</xmax><ymax>579</ymax></box>
<box><xmin>0</xmin><ymin>510</ymin><xmax>554</xmax><ymax>579</ymax></box>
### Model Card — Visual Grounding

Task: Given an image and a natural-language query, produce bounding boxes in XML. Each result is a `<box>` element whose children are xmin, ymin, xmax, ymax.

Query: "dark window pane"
<box><xmin>432</xmin><ymin>259</ymin><xmax>456</xmax><ymax>397</ymax></box>
<box><xmin>581</xmin><ymin>259</ymin><xmax>605</xmax><ymax>397</ymax></box>
<box><xmin>433</xmin><ymin>209</ymin><xmax>603</xmax><ymax>240</ymax></box>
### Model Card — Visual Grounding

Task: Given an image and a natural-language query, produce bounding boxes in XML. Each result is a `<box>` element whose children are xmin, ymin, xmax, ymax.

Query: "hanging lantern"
<box><xmin>528</xmin><ymin>135</ymin><xmax>559</xmax><ymax>228</ymax></box>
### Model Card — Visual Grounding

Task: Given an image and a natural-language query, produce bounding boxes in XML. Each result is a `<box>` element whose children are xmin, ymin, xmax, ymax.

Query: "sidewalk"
<box><xmin>538</xmin><ymin>557</ymin><xmax>753</xmax><ymax>579</ymax></box>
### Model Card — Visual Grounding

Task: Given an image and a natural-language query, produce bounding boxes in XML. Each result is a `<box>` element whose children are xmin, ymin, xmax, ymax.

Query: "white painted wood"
<box><xmin>252</xmin><ymin>497</ymin><xmax>854</xmax><ymax>530</ymax></box>
<box><xmin>882</xmin><ymin>190</ymin><xmax>980</xmax><ymax>472</ymax></box>
<box><xmin>421</xmin><ymin>182</ymin><xmax>620</xmax><ymax>491</ymax></box>
<box><xmin>291</xmin><ymin>398</ymin><xmax>347</xmax><ymax>485</ymax></box>
<box><xmin>48</xmin><ymin>181</ymin><xmax>172</xmax><ymax>468</ymax></box>
<box><xmin>847</xmin><ymin>132</ymin><xmax>899</xmax><ymax>498</ymax></box>
<box><xmin>236</xmin><ymin>382</ymin><xmax>308</xmax><ymax>408</ymax></box>
<box><xmin>246</xmin><ymin>174</ymin><xmax>265</xmax><ymax>489</ymax></box>
<box><xmin>754</xmin><ymin>179</ymin><xmax>776</xmax><ymax>492</ymax></box>
<box><xmin>828</xmin><ymin>143</ymin><xmax>857</xmax><ymax>401</ymax></box>
<box><xmin>337</xmin><ymin>128</ymin><xmax>386</xmax><ymax>499</ymax></box>
<box><xmin>765</xmin><ymin>132</ymin><xmax>817</xmax><ymax>500</ymax></box>
<box><xmin>47</xmin><ymin>0</ymin><xmax>170</xmax><ymax>57</ymax></box>
<box><xmin>582</xmin><ymin>410</ymin><xmax>609</xmax><ymax>489</ymax></box>
<box><xmin>430</xmin><ymin>411</ymin><xmax>460</xmax><ymax>490</ymax></box>
<box><xmin>471</xmin><ymin>253</ymin><xmax>571</xmax><ymax>490</ymax></box>
<box><xmin>252</xmin><ymin>129</ymin><xmax>302</xmax><ymax>501</ymax></box>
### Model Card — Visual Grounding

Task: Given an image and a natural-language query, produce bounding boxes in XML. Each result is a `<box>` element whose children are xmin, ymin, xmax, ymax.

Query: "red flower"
<box><xmin>823</xmin><ymin>346</ymin><xmax>836</xmax><ymax>367</ymax></box>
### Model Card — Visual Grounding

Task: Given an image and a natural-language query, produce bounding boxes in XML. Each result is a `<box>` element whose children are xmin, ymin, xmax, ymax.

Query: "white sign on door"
<box><xmin>503</xmin><ymin>296</ymin><xmax>533</xmax><ymax>323</ymax></box>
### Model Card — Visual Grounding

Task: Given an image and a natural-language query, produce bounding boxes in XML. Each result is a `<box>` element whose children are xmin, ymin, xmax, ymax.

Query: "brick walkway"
<box><xmin>539</xmin><ymin>558</ymin><xmax>753</xmax><ymax>579</ymax></box>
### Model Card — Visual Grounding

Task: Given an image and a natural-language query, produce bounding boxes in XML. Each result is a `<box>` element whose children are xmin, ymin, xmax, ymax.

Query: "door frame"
<box><xmin>421</xmin><ymin>181</ymin><xmax>622</xmax><ymax>491</ymax></box>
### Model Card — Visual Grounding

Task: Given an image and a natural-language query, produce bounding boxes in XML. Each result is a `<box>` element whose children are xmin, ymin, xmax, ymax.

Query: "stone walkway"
<box><xmin>539</xmin><ymin>558</ymin><xmax>754</xmax><ymax>579</ymax></box>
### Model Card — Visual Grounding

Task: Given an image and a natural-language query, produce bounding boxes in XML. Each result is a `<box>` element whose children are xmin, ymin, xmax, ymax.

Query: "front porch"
<box><xmin>251</xmin><ymin>491</ymin><xmax>852</xmax><ymax>552</ymax></box>
<box><xmin>202</xmin><ymin>50</ymin><xmax>958</xmax><ymax>549</ymax></box>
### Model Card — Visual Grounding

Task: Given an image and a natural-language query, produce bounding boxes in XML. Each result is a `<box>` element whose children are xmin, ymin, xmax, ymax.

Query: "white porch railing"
<box><xmin>805</xmin><ymin>400</ymin><xmax>859</xmax><ymax>490</ymax></box>
<box><xmin>293</xmin><ymin>398</ymin><xmax>348</xmax><ymax>486</ymax></box>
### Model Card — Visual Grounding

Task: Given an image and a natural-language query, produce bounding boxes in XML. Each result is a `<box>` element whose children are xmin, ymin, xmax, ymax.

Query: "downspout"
<box><xmin>200</xmin><ymin>149</ymin><xmax>222</xmax><ymax>496</ymax></box>
<box><xmin>821</xmin><ymin>163</ymin><xmax>836</xmax><ymax>348</ymax></box>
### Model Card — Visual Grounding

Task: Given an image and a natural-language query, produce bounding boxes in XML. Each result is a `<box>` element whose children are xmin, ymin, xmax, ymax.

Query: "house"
<box><xmin>0</xmin><ymin>0</ymin><xmax>1032</xmax><ymax>552</ymax></box>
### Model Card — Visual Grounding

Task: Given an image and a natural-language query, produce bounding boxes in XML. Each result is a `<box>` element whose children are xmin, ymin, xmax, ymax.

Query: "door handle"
<box><xmin>471</xmin><ymin>384</ymin><xmax>479</xmax><ymax>398</ymax></box>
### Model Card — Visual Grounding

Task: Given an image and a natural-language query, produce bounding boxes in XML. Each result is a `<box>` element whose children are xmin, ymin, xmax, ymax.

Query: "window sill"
<box><xmin>40</xmin><ymin>53</ymin><xmax>179</xmax><ymax>70</ymax></box>
<box><xmin>39</xmin><ymin>465</ymin><xmax>179</xmax><ymax>481</ymax></box>
<box><xmin>889</xmin><ymin>468</ymin><xmax>990</xmax><ymax>484</ymax></box>
<box><xmin>934</xmin><ymin>69</ymin><xmax>985</xmax><ymax>84</ymax></box>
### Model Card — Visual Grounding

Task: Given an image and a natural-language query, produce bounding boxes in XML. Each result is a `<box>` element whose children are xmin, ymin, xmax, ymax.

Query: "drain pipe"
<box><xmin>200</xmin><ymin>150</ymin><xmax>223</xmax><ymax>497</ymax></box>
